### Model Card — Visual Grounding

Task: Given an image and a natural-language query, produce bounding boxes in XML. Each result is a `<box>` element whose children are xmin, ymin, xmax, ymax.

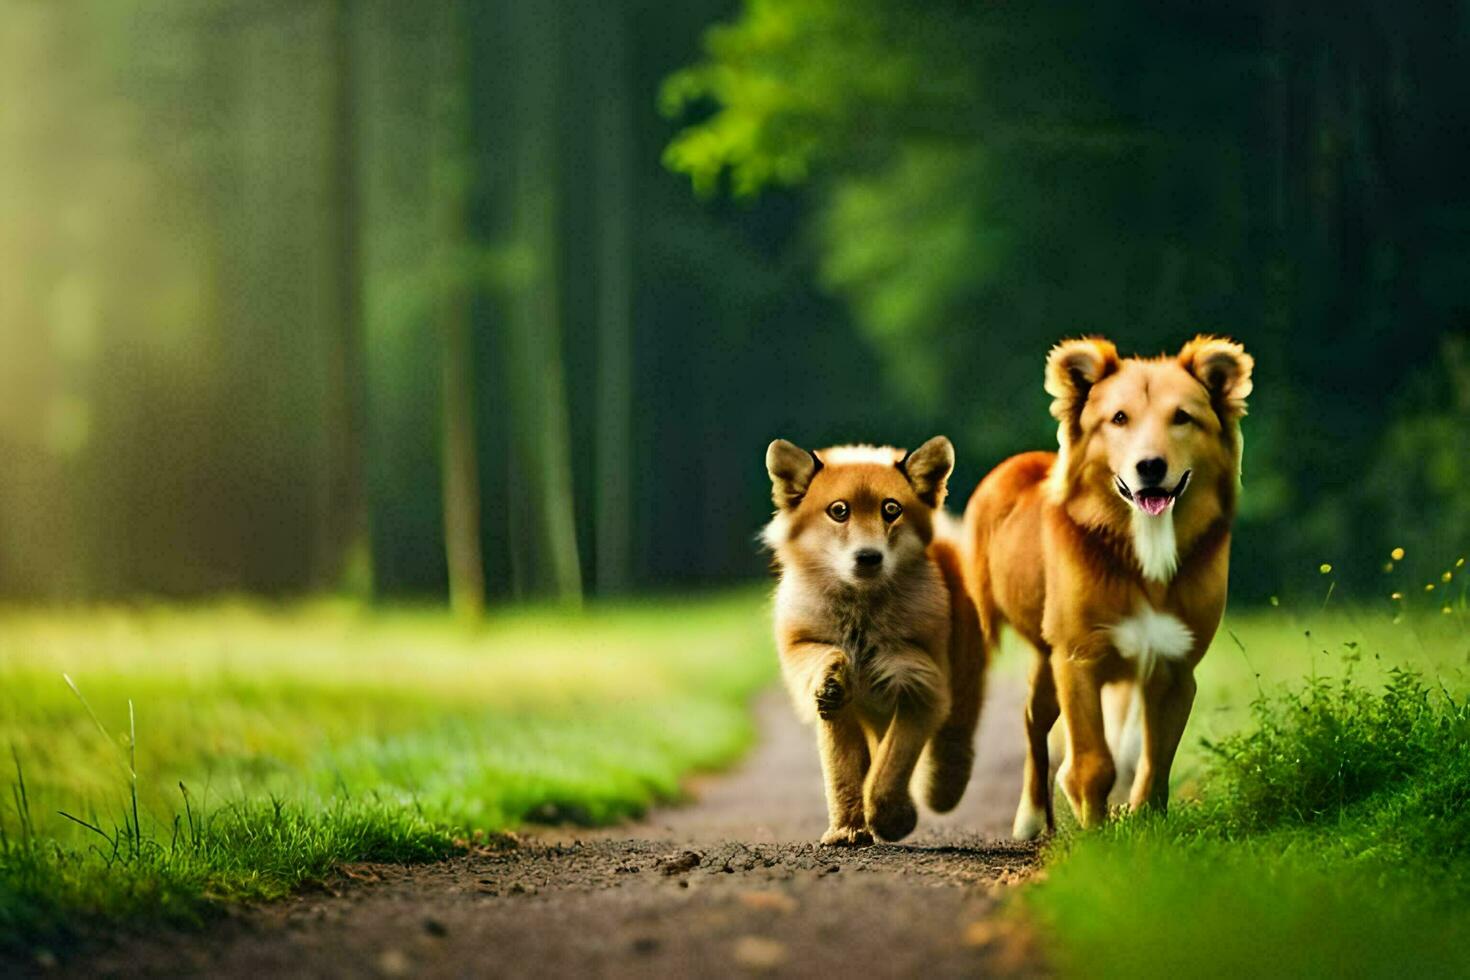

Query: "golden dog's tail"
<box><xmin>922</xmin><ymin>518</ymin><xmax>988</xmax><ymax>813</ymax></box>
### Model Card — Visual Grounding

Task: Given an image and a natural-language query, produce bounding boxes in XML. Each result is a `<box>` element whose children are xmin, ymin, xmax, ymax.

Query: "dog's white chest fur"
<box><xmin>1130</xmin><ymin>509</ymin><xmax>1179</xmax><ymax>582</ymax></box>
<box><xmin>1109</xmin><ymin>605</ymin><xmax>1194</xmax><ymax>678</ymax></box>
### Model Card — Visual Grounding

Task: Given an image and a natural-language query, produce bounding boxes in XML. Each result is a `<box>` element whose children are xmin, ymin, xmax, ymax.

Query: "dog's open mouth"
<box><xmin>1115</xmin><ymin>470</ymin><xmax>1191</xmax><ymax>517</ymax></box>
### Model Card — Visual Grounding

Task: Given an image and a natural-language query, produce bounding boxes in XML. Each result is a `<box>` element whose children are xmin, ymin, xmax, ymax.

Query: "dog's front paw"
<box><xmin>814</xmin><ymin>662</ymin><xmax>850</xmax><ymax>720</ymax></box>
<box><xmin>820</xmin><ymin>825</ymin><xmax>873</xmax><ymax>847</ymax></box>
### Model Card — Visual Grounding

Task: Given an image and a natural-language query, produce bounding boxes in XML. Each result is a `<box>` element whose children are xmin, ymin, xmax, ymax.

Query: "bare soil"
<box><xmin>44</xmin><ymin>683</ymin><xmax>1042</xmax><ymax>978</ymax></box>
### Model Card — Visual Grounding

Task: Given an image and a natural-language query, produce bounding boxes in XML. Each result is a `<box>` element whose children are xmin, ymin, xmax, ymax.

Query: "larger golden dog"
<box><xmin>961</xmin><ymin>336</ymin><xmax>1252</xmax><ymax>837</ymax></box>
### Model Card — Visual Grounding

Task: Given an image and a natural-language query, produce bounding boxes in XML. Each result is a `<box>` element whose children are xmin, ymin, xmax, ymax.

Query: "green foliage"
<box><xmin>0</xmin><ymin>593</ymin><xmax>775</xmax><ymax>953</ymax></box>
<box><xmin>1370</xmin><ymin>337</ymin><xmax>1470</xmax><ymax>572</ymax></box>
<box><xmin>1202</xmin><ymin>669</ymin><xmax>1468</xmax><ymax>840</ymax></box>
<box><xmin>661</xmin><ymin>0</ymin><xmax>941</xmax><ymax>196</ymax></box>
<box><xmin>666</xmin><ymin>0</ymin><xmax>1470</xmax><ymax>601</ymax></box>
<box><xmin>818</xmin><ymin>145</ymin><xmax>998</xmax><ymax>412</ymax></box>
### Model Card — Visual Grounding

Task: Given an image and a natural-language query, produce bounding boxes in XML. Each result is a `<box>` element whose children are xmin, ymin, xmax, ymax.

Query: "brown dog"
<box><xmin>764</xmin><ymin>438</ymin><xmax>985</xmax><ymax>844</ymax></box>
<box><xmin>961</xmin><ymin>336</ymin><xmax>1252</xmax><ymax>837</ymax></box>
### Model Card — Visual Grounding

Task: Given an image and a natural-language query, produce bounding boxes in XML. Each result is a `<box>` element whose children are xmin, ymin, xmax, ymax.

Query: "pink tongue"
<box><xmin>1138</xmin><ymin>494</ymin><xmax>1170</xmax><ymax>517</ymax></box>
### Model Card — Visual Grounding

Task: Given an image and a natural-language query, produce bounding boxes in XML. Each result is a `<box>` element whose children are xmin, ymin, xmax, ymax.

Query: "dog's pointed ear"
<box><xmin>766</xmin><ymin>439</ymin><xmax>822</xmax><ymax>509</ymax></box>
<box><xmin>1179</xmin><ymin>335</ymin><xmax>1253</xmax><ymax>419</ymax></box>
<box><xmin>898</xmin><ymin>436</ymin><xmax>954</xmax><ymax>508</ymax></box>
<box><xmin>1045</xmin><ymin>337</ymin><xmax>1119</xmax><ymax>426</ymax></box>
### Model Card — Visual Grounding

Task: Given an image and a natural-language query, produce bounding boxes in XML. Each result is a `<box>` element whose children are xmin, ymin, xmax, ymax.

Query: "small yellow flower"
<box><xmin>1458</xmin><ymin>557</ymin><xmax>1466</xmax><ymax>568</ymax></box>
<box><xmin>1319</xmin><ymin>563</ymin><xmax>1332</xmax><ymax>575</ymax></box>
<box><xmin>1383</xmin><ymin>562</ymin><xmax>1395</xmax><ymax>572</ymax></box>
<box><xmin>1425</xmin><ymin>583</ymin><xmax>1436</xmax><ymax>592</ymax></box>
<box><xmin>1445</xmin><ymin>572</ymin><xmax>1455</xmax><ymax>583</ymax></box>
<box><xmin>1390</xmin><ymin>592</ymin><xmax>1403</xmax><ymax>601</ymax></box>
<box><xmin>1444</xmin><ymin>606</ymin><xmax>1454</xmax><ymax>615</ymax></box>
<box><xmin>1391</xmin><ymin>547</ymin><xmax>1406</xmax><ymax>561</ymax></box>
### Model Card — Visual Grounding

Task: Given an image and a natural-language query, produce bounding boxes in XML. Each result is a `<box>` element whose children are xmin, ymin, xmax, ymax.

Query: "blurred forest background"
<box><xmin>2</xmin><ymin>0</ymin><xmax>1467</xmax><ymax>611</ymax></box>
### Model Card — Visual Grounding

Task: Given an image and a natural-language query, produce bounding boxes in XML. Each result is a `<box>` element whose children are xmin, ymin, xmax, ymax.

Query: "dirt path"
<box><xmin>63</xmin><ymin>682</ymin><xmax>1041</xmax><ymax>978</ymax></box>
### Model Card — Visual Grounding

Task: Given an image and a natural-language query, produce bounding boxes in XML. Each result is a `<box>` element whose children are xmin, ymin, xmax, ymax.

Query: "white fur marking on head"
<box><xmin>818</xmin><ymin>444</ymin><xmax>902</xmax><ymax>466</ymax></box>
<box><xmin>1130</xmin><ymin>508</ymin><xmax>1179</xmax><ymax>583</ymax></box>
<box><xmin>1109</xmin><ymin>606</ymin><xmax>1194</xmax><ymax>680</ymax></box>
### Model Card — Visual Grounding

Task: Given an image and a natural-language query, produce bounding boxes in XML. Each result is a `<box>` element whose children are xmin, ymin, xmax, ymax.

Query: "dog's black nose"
<box><xmin>854</xmin><ymin>549</ymin><xmax>883</xmax><ymax>568</ymax></box>
<box><xmin>1135</xmin><ymin>457</ymin><xmax>1167</xmax><ymax>485</ymax></box>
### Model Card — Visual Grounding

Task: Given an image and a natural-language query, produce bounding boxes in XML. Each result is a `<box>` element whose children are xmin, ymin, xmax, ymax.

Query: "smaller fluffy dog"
<box><xmin>763</xmin><ymin>437</ymin><xmax>984</xmax><ymax>844</ymax></box>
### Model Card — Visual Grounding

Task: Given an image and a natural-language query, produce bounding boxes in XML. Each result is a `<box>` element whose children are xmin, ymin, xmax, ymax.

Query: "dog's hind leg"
<box><xmin>921</xmin><ymin>540</ymin><xmax>987</xmax><ymax>812</ymax></box>
<box><xmin>1129</xmin><ymin>662</ymin><xmax>1197</xmax><ymax>813</ymax></box>
<box><xmin>1102</xmin><ymin>679</ymin><xmax>1141</xmax><ymax>808</ymax></box>
<box><xmin>1013</xmin><ymin>643</ymin><xmax>1059</xmax><ymax>839</ymax></box>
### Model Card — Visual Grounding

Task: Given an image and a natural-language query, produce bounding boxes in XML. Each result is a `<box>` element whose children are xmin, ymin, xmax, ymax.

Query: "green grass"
<box><xmin>8</xmin><ymin>572</ymin><xmax>1469</xmax><ymax>972</ymax></box>
<box><xmin>1026</xmin><ymin>582</ymin><xmax>1470</xmax><ymax>979</ymax></box>
<box><xmin>0</xmin><ymin>592</ymin><xmax>774</xmax><ymax>954</ymax></box>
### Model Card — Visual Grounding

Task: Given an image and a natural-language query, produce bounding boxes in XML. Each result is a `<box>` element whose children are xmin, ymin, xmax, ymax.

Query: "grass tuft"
<box><xmin>1202</xmin><ymin>668</ymin><xmax>1469</xmax><ymax>841</ymax></box>
<box><xmin>2</xmin><ymin>793</ymin><xmax>456</xmax><ymax>955</ymax></box>
<box><xmin>1028</xmin><ymin>607</ymin><xmax>1470</xmax><ymax>978</ymax></box>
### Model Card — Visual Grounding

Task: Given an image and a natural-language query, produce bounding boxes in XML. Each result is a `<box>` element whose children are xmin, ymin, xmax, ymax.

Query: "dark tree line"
<box><xmin>666</xmin><ymin>0</ymin><xmax>1470</xmax><ymax>599</ymax></box>
<box><xmin>1</xmin><ymin>0</ymin><xmax>1466</xmax><ymax>607</ymax></box>
<box><xmin>0</xmin><ymin>0</ymin><xmax>866</xmax><ymax>607</ymax></box>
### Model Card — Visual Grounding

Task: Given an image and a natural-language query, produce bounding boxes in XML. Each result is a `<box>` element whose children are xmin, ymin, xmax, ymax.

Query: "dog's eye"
<box><xmin>1111</xmin><ymin>411</ymin><xmax>1128</xmax><ymax>426</ymax></box>
<box><xmin>1173</xmin><ymin>408</ymin><xmax>1194</xmax><ymax>426</ymax></box>
<box><xmin>826</xmin><ymin>500</ymin><xmax>850</xmax><ymax>522</ymax></box>
<box><xmin>881</xmin><ymin>499</ymin><xmax>903</xmax><ymax>521</ymax></box>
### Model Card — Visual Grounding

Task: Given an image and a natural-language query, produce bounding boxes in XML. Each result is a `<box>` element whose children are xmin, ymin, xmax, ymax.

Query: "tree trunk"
<box><xmin>433</xmin><ymin>0</ymin><xmax>485</xmax><ymax>620</ymax></box>
<box><xmin>316</xmin><ymin>0</ymin><xmax>373</xmax><ymax>596</ymax></box>
<box><xmin>506</xmin><ymin>0</ymin><xmax>583</xmax><ymax>604</ymax></box>
<box><xmin>590</xmin><ymin>0</ymin><xmax>634</xmax><ymax>595</ymax></box>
